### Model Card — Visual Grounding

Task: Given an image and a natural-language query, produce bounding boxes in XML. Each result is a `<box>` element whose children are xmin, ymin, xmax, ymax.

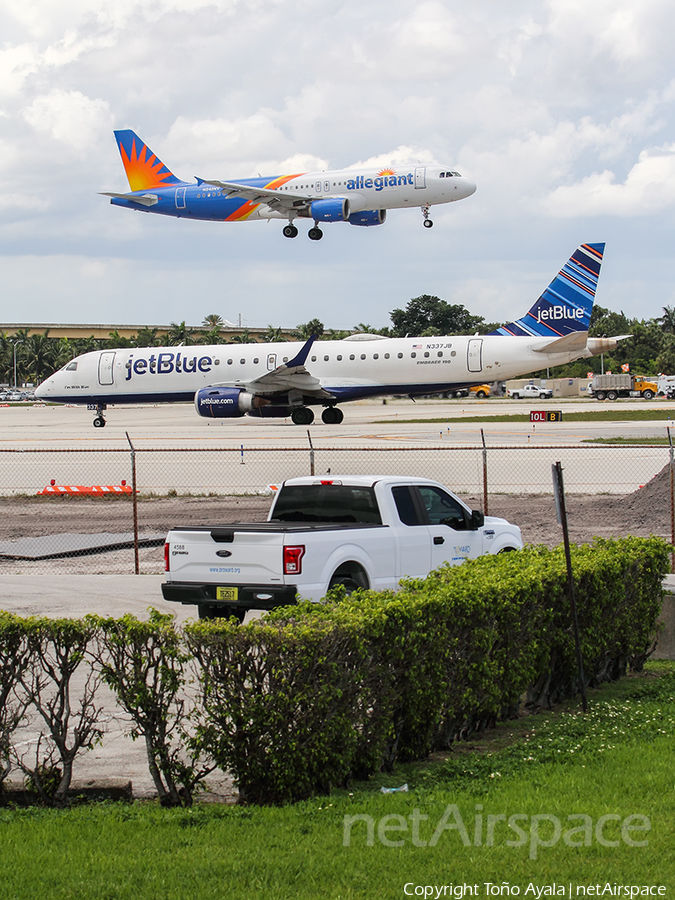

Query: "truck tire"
<box><xmin>595</xmin><ymin>391</ymin><xmax>606</xmax><ymax>401</ymax></box>
<box><xmin>607</xmin><ymin>390</ymin><xmax>618</xmax><ymax>401</ymax></box>
<box><xmin>642</xmin><ymin>389</ymin><xmax>655</xmax><ymax>400</ymax></box>
<box><xmin>198</xmin><ymin>604</ymin><xmax>246</xmax><ymax>623</ymax></box>
<box><xmin>328</xmin><ymin>576</ymin><xmax>362</xmax><ymax>596</ymax></box>
<box><xmin>511</xmin><ymin>393</ymin><xmax>519</xmax><ymax>400</ymax></box>
<box><xmin>475</xmin><ymin>390</ymin><xmax>487</xmax><ymax>399</ymax></box>
<box><xmin>539</xmin><ymin>392</ymin><xmax>548</xmax><ymax>399</ymax></box>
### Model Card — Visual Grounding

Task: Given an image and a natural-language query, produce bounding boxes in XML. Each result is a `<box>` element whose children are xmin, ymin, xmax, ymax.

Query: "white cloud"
<box><xmin>542</xmin><ymin>145</ymin><xmax>675</xmax><ymax>216</ymax></box>
<box><xmin>22</xmin><ymin>89</ymin><xmax>114</xmax><ymax>155</ymax></box>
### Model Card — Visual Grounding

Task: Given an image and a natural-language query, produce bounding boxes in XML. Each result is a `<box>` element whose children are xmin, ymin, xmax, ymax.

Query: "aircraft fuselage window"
<box><xmin>349</xmin><ymin>354</ymin><xmax>355</xmax><ymax>361</ymax></box>
<box><xmin>311</xmin><ymin>356</ymin><xmax>317</xmax><ymax>362</ymax></box>
<box><xmin>373</xmin><ymin>354</ymin><xmax>379</xmax><ymax>359</ymax></box>
<box><xmin>424</xmin><ymin>351</ymin><xmax>430</xmax><ymax>358</ymax></box>
<box><xmin>360</xmin><ymin>354</ymin><xmax>366</xmax><ymax>360</ymax></box>
<box><xmin>337</xmin><ymin>354</ymin><xmax>342</xmax><ymax>361</ymax></box>
<box><xmin>437</xmin><ymin>351</ymin><xmax>443</xmax><ymax>357</ymax></box>
<box><xmin>411</xmin><ymin>352</ymin><xmax>417</xmax><ymax>358</ymax></box>
<box><xmin>384</xmin><ymin>353</ymin><xmax>390</xmax><ymax>359</ymax></box>
<box><xmin>283</xmin><ymin>357</ymin><xmax>289</xmax><ymax>362</ymax></box>
<box><xmin>240</xmin><ymin>358</ymin><xmax>245</xmax><ymax>365</ymax></box>
<box><xmin>227</xmin><ymin>359</ymin><xmax>233</xmax><ymax>365</ymax></box>
<box><xmin>324</xmin><ymin>355</ymin><xmax>329</xmax><ymax>361</ymax></box>
<box><xmin>451</xmin><ymin>351</ymin><xmax>457</xmax><ymax>357</ymax></box>
<box><xmin>398</xmin><ymin>352</ymin><xmax>403</xmax><ymax>359</ymax></box>
<box><xmin>253</xmin><ymin>358</ymin><xmax>259</xmax><ymax>364</ymax></box>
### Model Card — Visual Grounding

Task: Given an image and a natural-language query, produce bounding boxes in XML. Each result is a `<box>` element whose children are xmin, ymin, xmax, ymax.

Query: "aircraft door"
<box><xmin>98</xmin><ymin>351</ymin><xmax>115</xmax><ymax>386</ymax></box>
<box><xmin>267</xmin><ymin>353</ymin><xmax>277</xmax><ymax>371</ymax></box>
<box><xmin>467</xmin><ymin>339</ymin><xmax>483</xmax><ymax>373</ymax></box>
<box><xmin>175</xmin><ymin>187</ymin><xmax>186</xmax><ymax>209</ymax></box>
<box><xmin>414</xmin><ymin>167</ymin><xmax>427</xmax><ymax>189</ymax></box>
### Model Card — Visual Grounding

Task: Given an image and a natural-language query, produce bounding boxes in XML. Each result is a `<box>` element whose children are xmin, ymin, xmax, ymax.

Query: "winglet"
<box><xmin>284</xmin><ymin>335</ymin><xmax>317</xmax><ymax>369</ymax></box>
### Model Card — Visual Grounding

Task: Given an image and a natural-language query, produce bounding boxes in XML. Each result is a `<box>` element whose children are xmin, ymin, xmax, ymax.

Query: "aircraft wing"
<box><xmin>200</xmin><ymin>179</ymin><xmax>311</xmax><ymax>212</ymax></box>
<box><xmin>99</xmin><ymin>191</ymin><xmax>159</xmax><ymax>207</ymax></box>
<box><xmin>212</xmin><ymin>336</ymin><xmax>335</xmax><ymax>400</ymax></box>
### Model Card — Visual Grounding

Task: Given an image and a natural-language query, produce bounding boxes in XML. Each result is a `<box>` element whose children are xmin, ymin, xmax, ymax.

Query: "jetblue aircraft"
<box><xmin>36</xmin><ymin>244</ymin><xmax>619</xmax><ymax>427</ymax></box>
<box><xmin>101</xmin><ymin>130</ymin><xmax>476</xmax><ymax>240</ymax></box>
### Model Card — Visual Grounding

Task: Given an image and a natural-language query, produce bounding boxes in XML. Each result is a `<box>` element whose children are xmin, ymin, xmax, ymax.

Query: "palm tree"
<box><xmin>134</xmin><ymin>327</ymin><xmax>160</xmax><ymax>347</ymax></box>
<box><xmin>200</xmin><ymin>326</ymin><xmax>228</xmax><ymax>345</ymax></box>
<box><xmin>229</xmin><ymin>329</ymin><xmax>257</xmax><ymax>344</ymax></box>
<box><xmin>167</xmin><ymin>321</ymin><xmax>198</xmax><ymax>346</ymax></box>
<box><xmin>23</xmin><ymin>331</ymin><xmax>54</xmax><ymax>384</ymax></box>
<box><xmin>295</xmin><ymin>318</ymin><xmax>324</xmax><ymax>340</ymax></box>
<box><xmin>202</xmin><ymin>314</ymin><xmax>224</xmax><ymax>329</ymax></box>
<box><xmin>106</xmin><ymin>330</ymin><xmax>134</xmax><ymax>349</ymax></box>
<box><xmin>659</xmin><ymin>306</ymin><xmax>675</xmax><ymax>334</ymax></box>
<box><xmin>263</xmin><ymin>326</ymin><xmax>287</xmax><ymax>342</ymax></box>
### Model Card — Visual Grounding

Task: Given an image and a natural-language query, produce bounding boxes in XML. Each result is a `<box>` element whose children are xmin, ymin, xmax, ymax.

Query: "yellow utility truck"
<box><xmin>588</xmin><ymin>374</ymin><xmax>658</xmax><ymax>400</ymax></box>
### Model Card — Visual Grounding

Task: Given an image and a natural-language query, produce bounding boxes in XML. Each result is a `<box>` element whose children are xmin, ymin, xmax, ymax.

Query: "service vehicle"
<box><xmin>507</xmin><ymin>383</ymin><xmax>553</xmax><ymax>400</ymax></box>
<box><xmin>588</xmin><ymin>374</ymin><xmax>657</xmax><ymax>401</ymax></box>
<box><xmin>161</xmin><ymin>475</ymin><xmax>523</xmax><ymax>621</ymax></box>
<box><xmin>449</xmin><ymin>384</ymin><xmax>491</xmax><ymax>399</ymax></box>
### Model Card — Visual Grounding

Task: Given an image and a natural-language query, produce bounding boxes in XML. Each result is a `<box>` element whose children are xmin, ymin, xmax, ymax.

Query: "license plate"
<box><xmin>216</xmin><ymin>586</ymin><xmax>238</xmax><ymax>602</ymax></box>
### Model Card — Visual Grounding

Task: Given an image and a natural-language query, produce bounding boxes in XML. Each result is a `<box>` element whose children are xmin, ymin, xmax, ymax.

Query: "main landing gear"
<box><xmin>322</xmin><ymin>406</ymin><xmax>344</xmax><ymax>425</ymax></box>
<box><xmin>422</xmin><ymin>204</ymin><xmax>434</xmax><ymax>228</ymax></box>
<box><xmin>289</xmin><ymin>406</ymin><xmax>344</xmax><ymax>425</ymax></box>
<box><xmin>282</xmin><ymin>223</ymin><xmax>324</xmax><ymax>240</ymax></box>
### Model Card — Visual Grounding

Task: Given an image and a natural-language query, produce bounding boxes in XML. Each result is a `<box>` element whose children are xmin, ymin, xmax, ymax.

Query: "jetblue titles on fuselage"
<box><xmin>125</xmin><ymin>353</ymin><xmax>213</xmax><ymax>379</ymax></box>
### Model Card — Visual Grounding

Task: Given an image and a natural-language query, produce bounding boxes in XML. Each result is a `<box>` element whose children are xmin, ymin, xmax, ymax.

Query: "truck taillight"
<box><xmin>164</xmin><ymin>542</ymin><xmax>170</xmax><ymax>572</ymax></box>
<box><xmin>284</xmin><ymin>545</ymin><xmax>305</xmax><ymax>575</ymax></box>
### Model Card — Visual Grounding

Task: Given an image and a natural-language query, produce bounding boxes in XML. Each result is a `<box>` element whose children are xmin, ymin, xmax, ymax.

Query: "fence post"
<box><xmin>307</xmin><ymin>430</ymin><xmax>315</xmax><ymax>476</ymax></box>
<box><xmin>126</xmin><ymin>432</ymin><xmax>140</xmax><ymax>575</ymax></box>
<box><xmin>481</xmin><ymin>428</ymin><xmax>488</xmax><ymax>516</ymax></box>
<box><xmin>669</xmin><ymin>429</ymin><xmax>675</xmax><ymax>573</ymax></box>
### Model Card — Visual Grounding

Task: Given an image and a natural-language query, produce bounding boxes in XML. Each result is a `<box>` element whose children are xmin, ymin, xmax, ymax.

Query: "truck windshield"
<box><xmin>271</xmin><ymin>484</ymin><xmax>382</xmax><ymax>524</ymax></box>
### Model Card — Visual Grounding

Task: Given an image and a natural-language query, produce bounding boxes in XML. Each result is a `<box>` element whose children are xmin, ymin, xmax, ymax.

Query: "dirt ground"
<box><xmin>0</xmin><ymin>465</ymin><xmax>672</xmax><ymax>574</ymax></box>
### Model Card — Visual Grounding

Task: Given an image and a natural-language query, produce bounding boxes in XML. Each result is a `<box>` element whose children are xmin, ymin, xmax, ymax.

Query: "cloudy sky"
<box><xmin>1</xmin><ymin>0</ymin><xmax>674</xmax><ymax>332</ymax></box>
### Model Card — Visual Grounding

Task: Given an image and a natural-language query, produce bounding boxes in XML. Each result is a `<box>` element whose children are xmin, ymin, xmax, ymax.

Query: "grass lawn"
<box><xmin>0</xmin><ymin>665</ymin><xmax>673</xmax><ymax>899</ymax></box>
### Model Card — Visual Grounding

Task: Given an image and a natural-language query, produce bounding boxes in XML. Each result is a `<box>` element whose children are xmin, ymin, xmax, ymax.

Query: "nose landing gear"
<box><xmin>90</xmin><ymin>404</ymin><xmax>107</xmax><ymax>428</ymax></box>
<box><xmin>421</xmin><ymin>204</ymin><xmax>434</xmax><ymax>228</ymax></box>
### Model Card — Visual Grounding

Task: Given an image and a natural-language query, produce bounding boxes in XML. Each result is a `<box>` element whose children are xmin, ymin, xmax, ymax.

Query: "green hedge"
<box><xmin>0</xmin><ymin>537</ymin><xmax>669</xmax><ymax>807</ymax></box>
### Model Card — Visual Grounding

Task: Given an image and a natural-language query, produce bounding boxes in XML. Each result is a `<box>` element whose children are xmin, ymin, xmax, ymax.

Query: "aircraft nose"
<box><xmin>463</xmin><ymin>179</ymin><xmax>477</xmax><ymax>197</ymax></box>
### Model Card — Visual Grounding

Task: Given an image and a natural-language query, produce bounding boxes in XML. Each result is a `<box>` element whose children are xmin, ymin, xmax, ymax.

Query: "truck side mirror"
<box><xmin>470</xmin><ymin>509</ymin><xmax>484</xmax><ymax>530</ymax></box>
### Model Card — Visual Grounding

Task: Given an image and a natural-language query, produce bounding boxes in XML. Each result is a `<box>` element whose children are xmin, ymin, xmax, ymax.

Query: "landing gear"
<box><xmin>283</xmin><ymin>223</ymin><xmax>298</xmax><ymax>238</ymax></box>
<box><xmin>422</xmin><ymin>204</ymin><xmax>434</xmax><ymax>228</ymax></box>
<box><xmin>91</xmin><ymin>404</ymin><xmax>107</xmax><ymax>428</ymax></box>
<box><xmin>322</xmin><ymin>406</ymin><xmax>344</xmax><ymax>425</ymax></box>
<box><xmin>291</xmin><ymin>407</ymin><xmax>315</xmax><ymax>425</ymax></box>
<box><xmin>308</xmin><ymin>226</ymin><xmax>324</xmax><ymax>241</ymax></box>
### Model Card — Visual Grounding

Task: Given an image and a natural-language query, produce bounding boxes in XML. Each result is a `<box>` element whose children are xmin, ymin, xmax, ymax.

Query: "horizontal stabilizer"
<box><xmin>100</xmin><ymin>191</ymin><xmax>158</xmax><ymax>207</ymax></box>
<box><xmin>532</xmin><ymin>331</ymin><xmax>589</xmax><ymax>353</ymax></box>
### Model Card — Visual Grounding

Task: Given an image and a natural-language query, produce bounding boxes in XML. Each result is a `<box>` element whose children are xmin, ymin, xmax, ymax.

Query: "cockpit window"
<box><xmin>440</xmin><ymin>172</ymin><xmax>445</xmax><ymax>178</ymax></box>
<box><xmin>451</xmin><ymin>171</ymin><xmax>461</xmax><ymax>177</ymax></box>
<box><xmin>65</xmin><ymin>362</ymin><xmax>78</xmax><ymax>371</ymax></box>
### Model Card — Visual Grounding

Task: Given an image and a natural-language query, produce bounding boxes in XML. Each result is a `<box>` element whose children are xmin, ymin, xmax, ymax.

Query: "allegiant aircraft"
<box><xmin>37</xmin><ymin>244</ymin><xmax>620</xmax><ymax>428</ymax></box>
<box><xmin>102</xmin><ymin>129</ymin><xmax>476</xmax><ymax>240</ymax></box>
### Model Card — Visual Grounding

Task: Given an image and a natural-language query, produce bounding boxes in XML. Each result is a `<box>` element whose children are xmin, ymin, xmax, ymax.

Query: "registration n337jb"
<box><xmin>36</xmin><ymin>244</ymin><xmax>620</xmax><ymax>428</ymax></box>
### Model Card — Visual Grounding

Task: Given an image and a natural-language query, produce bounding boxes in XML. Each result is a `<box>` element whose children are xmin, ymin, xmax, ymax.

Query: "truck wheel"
<box><xmin>642</xmin><ymin>390</ymin><xmax>655</xmax><ymax>400</ymax></box>
<box><xmin>328</xmin><ymin>576</ymin><xmax>362</xmax><ymax>596</ymax></box>
<box><xmin>539</xmin><ymin>392</ymin><xmax>548</xmax><ymax>399</ymax></box>
<box><xmin>511</xmin><ymin>393</ymin><xmax>519</xmax><ymax>400</ymax></box>
<box><xmin>198</xmin><ymin>605</ymin><xmax>246</xmax><ymax>623</ymax></box>
<box><xmin>607</xmin><ymin>390</ymin><xmax>618</xmax><ymax>401</ymax></box>
<box><xmin>595</xmin><ymin>391</ymin><xmax>606</xmax><ymax>401</ymax></box>
<box><xmin>475</xmin><ymin>390</ymin><xmax>487</xmax><ymax>399</ymax></box>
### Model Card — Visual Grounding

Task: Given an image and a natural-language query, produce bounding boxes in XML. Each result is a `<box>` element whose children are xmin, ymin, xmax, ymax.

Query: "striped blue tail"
<box><xmin>489</xmin><ymin>243</ymin><xmax>605</xmax><ymax>338</ymax></box>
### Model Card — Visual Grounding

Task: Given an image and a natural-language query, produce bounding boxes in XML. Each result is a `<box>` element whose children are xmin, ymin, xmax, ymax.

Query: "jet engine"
<box><xmin>348</xmin><ymin>209</ymin><xmax>387</xmax><ymax>227</ymax></box>
<box><xmin>195</xmin><ymin>387</ymin><xmax>267</xmax><ymax>418</ymax></box>
<box><xmin>308</xmin><ymin>198</ymin><xmax>351</xmax><ymax>222</ymax></box>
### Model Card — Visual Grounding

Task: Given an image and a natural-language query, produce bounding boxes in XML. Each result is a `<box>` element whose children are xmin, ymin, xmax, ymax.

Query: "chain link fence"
<box><xmin>0</xmin><ymin>440</ymin><xmax>672</xmax><ymax>574</ymax></box>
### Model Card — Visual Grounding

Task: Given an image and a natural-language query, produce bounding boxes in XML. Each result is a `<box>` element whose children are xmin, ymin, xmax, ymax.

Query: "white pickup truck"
<box><xmin>507</xmin><ymin>383</ymin><xmax>554</xmax><ymax>400</ymax></box>
<box><xmin>161</xmin><ymin>475</ymin><xmax>523</xmax><ymax>621</ymax></box>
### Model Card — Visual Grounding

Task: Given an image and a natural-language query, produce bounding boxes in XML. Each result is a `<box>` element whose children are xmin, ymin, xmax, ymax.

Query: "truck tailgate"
<box><xmin>167</xmin><ymin>527</ymin><xmax>285</xmax><ymax>585</ymax></box>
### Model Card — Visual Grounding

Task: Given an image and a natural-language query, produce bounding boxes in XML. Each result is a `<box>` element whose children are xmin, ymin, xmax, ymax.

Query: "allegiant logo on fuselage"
<box><xmin>124</xmin><ymin>353</ymin><xmax>212</xmax><ymax>381</ymax></box>
<box><xmin>536</xmin><ymin>306</ymin><xmax>585</xmax><ymax>323</ymax></box>
<box><xmin>346</xmin><ymin>173</ymin><xmax>413</xmax><ymax>191</ymax></box>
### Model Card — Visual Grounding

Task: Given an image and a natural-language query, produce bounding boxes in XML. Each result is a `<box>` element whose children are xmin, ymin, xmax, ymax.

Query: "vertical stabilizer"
<box><xmin>489</xmin><ymin>243</ymin><xmax>605</xmax><ymax>338</ymax></box>
<box><xmin>114</xmin><ymin>130</ymin><xmax>183</xmax><ymax>192</ymax></box>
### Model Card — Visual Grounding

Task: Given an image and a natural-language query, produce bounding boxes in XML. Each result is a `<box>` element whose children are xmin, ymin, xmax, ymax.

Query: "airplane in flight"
<box><xmin>36</xmin><ymin>243</ymin><xmax>620</xmax><ymax>428</ymax></box>
<box><xmin>101</xmin><ymin>129</ymin><xmax>476</xmax><ymax>240</ymax></box>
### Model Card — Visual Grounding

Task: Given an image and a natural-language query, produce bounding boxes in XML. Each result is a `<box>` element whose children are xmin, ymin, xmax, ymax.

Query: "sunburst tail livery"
<box><xmin>101</xmin><ymin>129</ymin><xmax>477</xmax><ymax>241</ymax></box>
<box><xmin>36</xmin><ymin>243</ymin><xmax>627</xmax><ymax>428</ymax></box>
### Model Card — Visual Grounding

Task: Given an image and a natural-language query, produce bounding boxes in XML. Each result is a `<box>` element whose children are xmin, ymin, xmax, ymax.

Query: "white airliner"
<box><xmin>102</xmin><ymin>130</ymin><xmax>476</xmax><ymax>239</ymax></box>
<box><xmin>36</xmin><ymin>243</ymin><xmax>619</xmax><ymax>427</ymax></box>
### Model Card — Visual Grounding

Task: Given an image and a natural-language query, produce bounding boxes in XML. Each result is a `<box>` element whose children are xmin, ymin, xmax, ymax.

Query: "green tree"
<box><xmin>295</xmin><ymin>319</ymin><xmax>325</xmax><ymax>340</ymax></box>
<box><xmin>200</xmin><ymin>327</ymin><xmax>228</xmax><ymax>345</ymax></box>
<box><xmin>134</xmin><ymin>327</ymin><xmax>160</xmax><ymax>347</ymax></box>
<box><xmin>263</xmin><ymin>326</ymin><xmax>287</xmax><ymax>342</ymax></box>
<box><xmin>105</xmin><ymin>330</ymin><xmax>134</xmax><ymax>349</ymax></box>
<box><xmin>23</xmin><ymin>332</ymin><xmax>55</xmax><ymax>383</ymax></box>
<box><xmin>656</xmin><ymin>334</ymin><xmax>675</xmax><ymax>374</ymax></box>
<box><xmin>658</xmin><ymin>306</ymin><xmax>675</xmax><ymax>334</ymax></box>
<box><xmin>229</xmin><ymin>329</ymin><xmax>257</xmax><ymax>344</ymax></box>
<box><xmin>167</xmin><ymin>321</ymin><xmax>197</xmax><ymax>346</ymax></box>
<box><xmin>202</xmin><ymin>314</ymin><xmax>224</xmax><ymax>329</ymax></box>
<box><xmin>589</xmin><ymin>305</ymin><xmax>633</xmax><ymax>337</ymax></box>
<box><xmin>389</xmin><ymin>296</ymin><xmax>485</xmax><ymax>337</ymax></box>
